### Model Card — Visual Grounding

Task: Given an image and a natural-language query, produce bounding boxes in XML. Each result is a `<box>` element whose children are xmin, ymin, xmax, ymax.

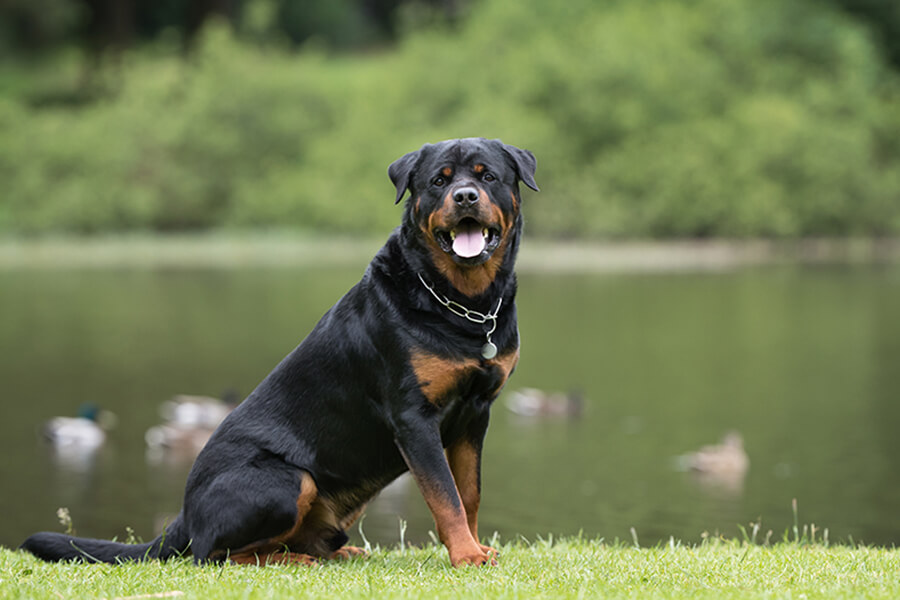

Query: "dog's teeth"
<box><xmin>482</xmin><ymin>228</ymin><xmax>489</xmax><ymax>238</ymax></box>
<box><xmin>450</xmin><ymin>230</ymin><xmax>457</xmax><ymax>240</ymax></box>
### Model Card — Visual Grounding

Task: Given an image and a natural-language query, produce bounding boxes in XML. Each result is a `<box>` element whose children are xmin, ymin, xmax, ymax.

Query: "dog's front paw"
<box><xmin>449</xmin><ymin>546</ymin><xmax>498</xmax><ymax>567</ymax></box>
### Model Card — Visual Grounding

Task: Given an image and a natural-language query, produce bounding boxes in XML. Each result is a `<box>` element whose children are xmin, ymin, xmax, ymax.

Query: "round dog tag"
<box><xmin>481</xmin><ymin>341</ymin><xmax>498</xmax><ymax>359</ymax></box>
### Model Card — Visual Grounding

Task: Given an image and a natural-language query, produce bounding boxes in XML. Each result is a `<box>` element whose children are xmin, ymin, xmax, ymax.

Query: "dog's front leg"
<box><xmin>394</xmin><ymin>410</ymin><xmax>496</xmax><ymax>567</ymax></box>
<box><xmin>446</xmin><ymin>414</ymin><xmax>498</xmax><ymax>558</ymax></box>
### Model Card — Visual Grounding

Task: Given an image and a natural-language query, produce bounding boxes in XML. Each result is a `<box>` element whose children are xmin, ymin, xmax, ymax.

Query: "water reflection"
<box><xmin>47</xmin><ymin>443</ymin><xmax>102</xmax><ymax>475</ymax></box>
<box><xmin>42</xmin><ymin>443</ymin><xmax>112</xmax><ymax>515</ymax></box>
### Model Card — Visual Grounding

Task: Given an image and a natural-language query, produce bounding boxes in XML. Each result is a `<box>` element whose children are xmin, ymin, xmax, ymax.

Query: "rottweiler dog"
<box><xmin>20</xmin><ymin>137</ymin><xmax>538</xmax><ymax>568</ymax></box>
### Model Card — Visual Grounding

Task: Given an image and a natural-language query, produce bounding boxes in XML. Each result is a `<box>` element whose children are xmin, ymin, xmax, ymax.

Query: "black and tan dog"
<box><xmin>20</xmin><ymin>137</ymin><xmax>538</xmax><ymax>568</ymax></box>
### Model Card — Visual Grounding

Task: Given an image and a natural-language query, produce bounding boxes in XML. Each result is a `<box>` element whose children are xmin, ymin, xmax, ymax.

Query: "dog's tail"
<box><xmin>19</xmin><ymin>514</ymin><xmax>191</xmax><ymax>563</ymax></box>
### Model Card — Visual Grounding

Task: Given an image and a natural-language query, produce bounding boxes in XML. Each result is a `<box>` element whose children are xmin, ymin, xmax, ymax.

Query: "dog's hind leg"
<box><xmin>203</xmin><ymin>468</ymin><xmax>362</xmax><ymax>565</ymax></box>
<box><xmin>224</xmin><ymin>469</ymin><xmax>321</xmax><ymax>565</ymax></box>
<box><xmin>193</xmin><ymin>465</ymin><xmax>336</xmax><ymax>565</ymax></box>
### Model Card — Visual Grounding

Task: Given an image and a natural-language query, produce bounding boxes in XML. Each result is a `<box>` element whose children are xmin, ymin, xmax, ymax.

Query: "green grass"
<box><xmin>2</xmin><ymin>537</ymin><xmax>898</xmax><ymax>599</ymax></box>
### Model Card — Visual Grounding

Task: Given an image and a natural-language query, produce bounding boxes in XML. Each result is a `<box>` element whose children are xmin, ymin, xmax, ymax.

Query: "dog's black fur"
<box><xmin>20</xmin><ymin>137</ymin><xmax>537</xmax><ymax>567</ymax></box>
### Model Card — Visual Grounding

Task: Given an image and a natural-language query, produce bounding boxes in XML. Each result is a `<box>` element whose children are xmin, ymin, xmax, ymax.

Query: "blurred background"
<box><xmin>1</xmin><ymin>0</ymin><xmax>899</xmax><ymax>551</ymax></box>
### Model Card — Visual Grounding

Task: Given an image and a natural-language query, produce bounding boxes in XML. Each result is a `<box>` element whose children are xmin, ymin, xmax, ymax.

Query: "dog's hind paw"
<box><xmin>329</xmin><ymin>546</ymin><xmax>369</xmax><ymax>560</ymax></box>
<box><xmin>231</xmin><ymin>551</ymin><xmax>320</xmax><ymax>567</ymax></box>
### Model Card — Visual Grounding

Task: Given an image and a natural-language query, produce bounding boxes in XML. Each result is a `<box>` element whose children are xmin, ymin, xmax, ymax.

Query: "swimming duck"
<box><xmin>505</xmin><ymin>388</ymin><xmax>584</xmax><ymax>418</ymax></box>
<box><xmin>145</xmin><ymin>423</ymin><xmax>216</xmax><ymax>456</ymax></box>
<box><xmin>146</xmin><ymin>392</ymin><xmax>237</xmax><ymax>462</ymax></box>
<box><xmin>158</xmin><ymin>393</ymin><xmax>236</xmax><ymax>429</ymax></box>
<box><xmin>679</xmin><ymin>431</ymin><xmax>749</xmax><ymax>477</ymax></box>
<box><xmin>676</xmin><ymin>431</ymin><xmax>749</xmax><ymax>495</ymax></box>
<box><xmin>41</xmin><ymin>404</ymin><xmax>117</xmax><ymax>449</ymax></box>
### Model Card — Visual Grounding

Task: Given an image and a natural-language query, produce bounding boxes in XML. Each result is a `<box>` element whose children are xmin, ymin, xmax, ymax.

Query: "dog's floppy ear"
<box><xmin>388</xmin><ymin>150</ymin><xmax>420</xmax><ymax>205</ymax></box>
<box><xmin>503</xmin><ymin>144</ymin><xmax>539</xmax><ymax>192</ymax></box>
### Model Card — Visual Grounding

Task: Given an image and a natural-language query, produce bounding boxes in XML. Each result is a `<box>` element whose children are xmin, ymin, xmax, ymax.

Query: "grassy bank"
<box><xmin>2</xmin><ymin>537</ymin><xmax>899</xmax><ymax>599</ymax></box>
<box><xmin>1</xmin><ymin>234</ymin><xmax>900</xmax><ymax>272</ymax></box>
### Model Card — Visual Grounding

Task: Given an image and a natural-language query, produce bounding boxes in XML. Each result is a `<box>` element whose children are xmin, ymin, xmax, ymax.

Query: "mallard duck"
<box><xmin>676</xmin><ymin>431</ymin><xmax>749</xmax><ymax>495</ymax></box>
<box><xmin>145</xmin><ymin>423</ymin><xmax>216</xmax><ymax>456</ymax></box>
<box><xmin>679</xmin><ymin>431</ymin><xmax>749</xmax><ymax>476</ymax></box>
<box><xmin>41</xmin><ymin>404</ymin><xmax>117</xmax><ymax>449</ymax></box>
<box><xmin>505</xmin><ymin>388</ymin><xmax>584</xmax><ymax>418</ymax></box>
<box><xmin>159</xmin><ymin>393</ymin><xmax>236</xmax><ymax>429</ymax></box>
<box><xmin>146</xmin><ymin>392</ymin><xmax>237</xmax><ymax>462</ymax></box>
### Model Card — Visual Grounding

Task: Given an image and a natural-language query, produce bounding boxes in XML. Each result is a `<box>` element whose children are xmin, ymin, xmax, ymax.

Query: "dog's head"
<box><xmin>389</xmin><ymin>138</ymin><xmax>538</xmax><ymax>297</ymax></box>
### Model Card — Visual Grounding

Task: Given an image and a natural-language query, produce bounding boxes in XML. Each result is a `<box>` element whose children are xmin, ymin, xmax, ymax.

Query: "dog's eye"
<box><xmin>432</xmin><ymin>176</ymin><xmax>445</xmax><ymax>187</ymax></box>
<box><xmin>483</xmin><ymin>172</ymin><xmax>496</xmax><ymax>182</ymax></box>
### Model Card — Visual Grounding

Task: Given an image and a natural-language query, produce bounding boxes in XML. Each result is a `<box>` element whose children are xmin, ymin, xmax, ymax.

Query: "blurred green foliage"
<box><xmin>1</xmin><ymin>0</ymin><xmax>899</xmax><ymax>238</ymax></box>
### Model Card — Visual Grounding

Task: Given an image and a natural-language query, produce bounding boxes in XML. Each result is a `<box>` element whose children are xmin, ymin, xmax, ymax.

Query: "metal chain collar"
<box><xmin>416</xmin><ymin>273</ymin><xmax>502</xmax><ymax>359</ymax></box>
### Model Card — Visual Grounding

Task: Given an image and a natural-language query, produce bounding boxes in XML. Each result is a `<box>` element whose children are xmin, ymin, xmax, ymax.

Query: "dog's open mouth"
<box><xmin>434</xmin><ymin>217</ymin><xmax>502</xmax><ymax>261</ymax></box>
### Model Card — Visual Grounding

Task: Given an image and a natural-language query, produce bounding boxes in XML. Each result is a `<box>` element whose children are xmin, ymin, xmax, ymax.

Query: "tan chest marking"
<box><xmin>490</xmin><ymin>347</ymin><xmax>519</xmax><ymax>395</ymax></box>
<box><xmin>410</xmin><ymin>351</ymin><xmax>479</xmax><ymax>405</ymax></box>
<box><xmin>410</xmin><ymin>348</ymin><xmax>520</xmax><ymax>405</ymax></box>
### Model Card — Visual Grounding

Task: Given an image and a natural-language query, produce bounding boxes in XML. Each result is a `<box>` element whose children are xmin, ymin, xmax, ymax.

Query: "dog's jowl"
<box><xmin>20</xmin><ymin>138</ymin><xmax>538</xmax><ymax>568</ymax></box>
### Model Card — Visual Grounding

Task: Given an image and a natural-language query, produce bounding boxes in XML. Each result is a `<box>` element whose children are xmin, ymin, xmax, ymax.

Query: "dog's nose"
<box><xmin>453</xmin><ymin>187</ymin><xmax>480</xmax><ymax>206</ymax></box>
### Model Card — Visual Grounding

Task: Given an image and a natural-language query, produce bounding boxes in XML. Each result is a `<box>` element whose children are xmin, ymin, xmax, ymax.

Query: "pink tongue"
<box><xmin>452</xmin><ymin>223</ymin><xmax>486</xmax><ymax>258</ymax></box>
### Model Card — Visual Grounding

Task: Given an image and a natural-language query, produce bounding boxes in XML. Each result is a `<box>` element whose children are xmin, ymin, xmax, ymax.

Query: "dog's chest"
<box><xmin>409</xmin><ymin>348</ymin><xmax>519</xmax><ymax>408</ymax></box>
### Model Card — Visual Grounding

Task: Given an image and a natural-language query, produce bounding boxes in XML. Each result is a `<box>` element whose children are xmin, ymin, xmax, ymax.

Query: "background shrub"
<box><xmin>0</xmin><ymin>0</ymin><xmax>898</xmax><ymax>238</ymax></box>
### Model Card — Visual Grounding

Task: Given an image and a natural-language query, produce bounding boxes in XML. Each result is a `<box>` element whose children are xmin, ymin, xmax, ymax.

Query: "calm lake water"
<box><xmin>1</xmin><ymin>260</ymin><xmax>899</xmax><ymax>550</ymax></box>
